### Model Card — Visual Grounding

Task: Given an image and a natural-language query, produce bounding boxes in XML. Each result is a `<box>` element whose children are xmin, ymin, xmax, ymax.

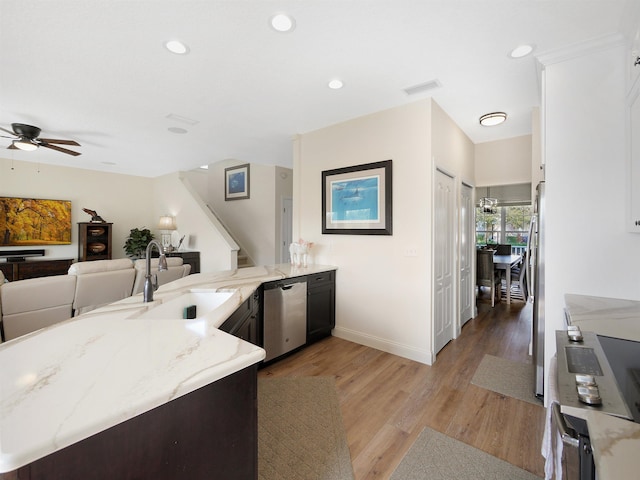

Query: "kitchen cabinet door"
<box><xmin>307</xmin><ymin>271</ymin><xmax>335</xmax><ymax>344</ymax></box>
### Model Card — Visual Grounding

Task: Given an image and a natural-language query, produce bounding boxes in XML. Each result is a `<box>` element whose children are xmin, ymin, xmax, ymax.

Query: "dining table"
<box><xmin>492</xmin><ymin>253</ymin><xmax>522</xmax><ymax>304</ymax></box>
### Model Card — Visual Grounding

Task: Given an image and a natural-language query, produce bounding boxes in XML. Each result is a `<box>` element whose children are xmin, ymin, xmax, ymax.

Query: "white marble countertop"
<box><xmin>586</xmin><ymin>411</ymin><xmax>640</xmax><ymax>479</ymax></box>
<box><xmin>0</xmin><ymin>263</ymin><xmax>336</xmax><ymax>473</ymax></box>
<box><xmin>564</xmin><ymin>294</ymin><xmax>640</xmax><ymax>342</ymax></box>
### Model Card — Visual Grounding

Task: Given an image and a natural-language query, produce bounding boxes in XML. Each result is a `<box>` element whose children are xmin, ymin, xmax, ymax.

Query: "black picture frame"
<box><xmin>321</xmin><ymin>160</ymin><xmax>392</xmax><ymax>235</ymax></box>
<box><xmin>224</xmin><ymin>164</ymin><xmax>250</xmax><ymax>201</ymax></box>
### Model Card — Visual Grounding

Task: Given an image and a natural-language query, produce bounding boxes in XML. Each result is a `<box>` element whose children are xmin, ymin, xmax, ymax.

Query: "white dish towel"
<box><xmin>541</xmin><ymin>354</ymin><xmax>563</xmax><ymax>480</ymax></box>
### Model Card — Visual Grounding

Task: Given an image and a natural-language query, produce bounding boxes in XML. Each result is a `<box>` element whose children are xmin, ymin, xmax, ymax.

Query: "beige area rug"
<box><xmin>391</xmin><ymin>427</ymin><xmax>542</xmax><ymax>480</ymax></box>
<box><xmin>258</xmin><ymin>376</ymin><xmax>354</xmax><ymax>480</ymax></box>
<box><xmin>471</xmin><ymin>354</ymin><xmax>542</xmax><ymax>406</ymax></box>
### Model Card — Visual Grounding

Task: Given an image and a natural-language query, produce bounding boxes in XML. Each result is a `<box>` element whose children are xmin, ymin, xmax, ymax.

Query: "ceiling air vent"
<box><xmin>403</xmin><ymin>79</ymin><xmax>442</xmax><ymax>96</ymax></box>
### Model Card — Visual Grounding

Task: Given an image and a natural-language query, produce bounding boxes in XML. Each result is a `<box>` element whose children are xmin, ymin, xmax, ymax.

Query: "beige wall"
<box><xmin>474</xmin><ymin>134</ymin><xmax>533</xmax><ymax>187</ymax></box>
<box><xmin>152</xmin><ymin>171</ymin><xmax>237</xmax><ymax>272</ymax></box>
<box><xmin>206</xmin><ymin>160</ymin><xmax>292</xmax><ymax>266</ymax></box>
<box><xmin>0</xmin><ymin>158</ymin><xmax>154</xmax><ymax>260</ymax></box>
<box><xmin>295</xmin><ymin>99</ymin><xmax>474</xmax><ymax>364</ymax></box>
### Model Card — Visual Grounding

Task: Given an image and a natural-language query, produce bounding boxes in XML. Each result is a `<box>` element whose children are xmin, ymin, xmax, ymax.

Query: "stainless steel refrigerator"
<box><xmin>527</xmin><ymin>181</ymin><xmax>545</xmax><ymax>398</ymax></box>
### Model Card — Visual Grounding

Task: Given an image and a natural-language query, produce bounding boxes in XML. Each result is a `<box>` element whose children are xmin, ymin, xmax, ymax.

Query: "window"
<box><xmin>476</xmin><ymin>205</ymin><xmax>532</xmax><ymax>249</ymax></box>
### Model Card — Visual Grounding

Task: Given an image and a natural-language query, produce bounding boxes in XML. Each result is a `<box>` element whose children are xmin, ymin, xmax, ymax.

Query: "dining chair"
<box><xmin>508</xmin><ymin>251</ymin><xmax>529</xmax><ymax>301</ymax></box>
<box><xmin>476</xmin><ymin>249</ymin><xmax>501</xmax><ymax>307</ymax></box>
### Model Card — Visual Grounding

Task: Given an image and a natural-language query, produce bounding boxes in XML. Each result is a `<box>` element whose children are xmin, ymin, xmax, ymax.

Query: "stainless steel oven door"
<box><xmin>551</xmin><ymin>402</ymin><xmax>595</xmax><ymax>480</ymax></box>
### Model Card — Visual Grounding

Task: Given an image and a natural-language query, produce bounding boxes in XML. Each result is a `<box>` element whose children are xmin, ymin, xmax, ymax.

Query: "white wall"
<box><xmin>475</xmin><ymin>134</ymin><xmax>533</xmax><ymax>187</ymax></box>
<box><xmin>0</xmin><ymin>158</ymin><xmax>154</xmax><ymax>260</ymax></box>
<box><xmin>540</xmin><ymin>35</ymin><xmax>640</xmax><ymax>393</ymax></box>
<box><xmin>295</xmin><ymin>99</ymin><xmax>474</xmax><ymax>364</ymax></box>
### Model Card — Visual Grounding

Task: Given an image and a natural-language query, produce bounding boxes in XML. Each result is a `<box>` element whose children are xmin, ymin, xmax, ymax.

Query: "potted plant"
<box><xmin>123</xmin><ymin>227</ymin><xmax>154</xmax><ymax>259</ymax></box>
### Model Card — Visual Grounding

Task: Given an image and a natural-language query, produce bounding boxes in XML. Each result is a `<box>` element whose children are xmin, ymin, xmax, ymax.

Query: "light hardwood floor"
<box><xmin>258</xmin><ymin>296</ymin><xmax>545</xmax><ymax>479</ymax></box>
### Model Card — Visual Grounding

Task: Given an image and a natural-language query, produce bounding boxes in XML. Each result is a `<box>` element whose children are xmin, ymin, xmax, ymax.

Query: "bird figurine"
<box><xmin>82</xmin><ymin>208</ymin><xmax>106</xmax><ymax>223</ymax></box>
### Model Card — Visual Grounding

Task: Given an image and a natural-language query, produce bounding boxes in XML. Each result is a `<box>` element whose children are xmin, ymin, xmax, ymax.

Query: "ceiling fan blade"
<box><xmin>7</xmin><ymin>143</ymin><xmax>18</xmax><ymax>150</ymax></box>
<box><xmin>40</xmin><ymin>142</ymin><xmax>81</xmax><ymax>156</ymax></box>
<box><xmin>38</xmin><ymin>138</ymin><xmax>80</xmax><ymax>146</ymax></box>
<box><xmin>0</xmin><ymin>126</ymin><xmax>17</xmax><ymax>137</ymax></box>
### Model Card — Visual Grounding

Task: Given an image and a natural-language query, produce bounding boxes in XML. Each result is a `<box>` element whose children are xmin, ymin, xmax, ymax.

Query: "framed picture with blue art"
<box><xmin>225</xmin><ymin>163</ymin><xmax>250</xmax><ymax>200</ymax></box>
<box><xmin>322</xmin><ymin>160</ymin><xmax>392</xmax><ymax>235</ymax></box>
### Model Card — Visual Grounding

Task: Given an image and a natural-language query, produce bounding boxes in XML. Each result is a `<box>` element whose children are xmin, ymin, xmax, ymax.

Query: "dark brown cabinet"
<box><xmin>306</xmin><ymin>270</ymin><xmax>336</xmax><ymax>344</ymax></box>
<box><xmin>77</xmin><ymin>222</ymin><xmax>112</xmax><ymax>261</ymax></box>
<box><xmin>166</xmin><ymin>251</ymin><xmax>200</xmax><ymax>274</ymax></box>
<box><xmin>0</xmin><ymin>258</ymin><xmax>74</xmax><ymax>281</ymax></box>
<box><xmin>219</xmin><ymin>289</ymin><xmax>261</xmax><ymax>346</ymax></box>
<box><xmin>0</xmin><ymin>365</ymin><xmax>258</xmax><ymax>480</ymax></box>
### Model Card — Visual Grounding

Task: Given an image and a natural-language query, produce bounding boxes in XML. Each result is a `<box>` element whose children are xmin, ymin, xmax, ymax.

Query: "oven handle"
<box><xmin>551</xmin><ymin>402</ymin><xmax>580</xmax><ymax>448</ymax></box>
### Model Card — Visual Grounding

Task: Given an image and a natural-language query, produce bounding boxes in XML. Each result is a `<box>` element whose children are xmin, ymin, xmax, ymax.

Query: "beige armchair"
<box><xmin>1</xmin><ymin>275</ymin><xmax>76</xmax><ymax>341</ymax></box>
<box><xmin>131</xmin><ymin>257</ymin><xmax>191</xmax><ymax>295</ymax></box>
<box><xmin>68</xmin><ymin>258</ymin><xmax>136</xmax><ymax>315</ymax></box>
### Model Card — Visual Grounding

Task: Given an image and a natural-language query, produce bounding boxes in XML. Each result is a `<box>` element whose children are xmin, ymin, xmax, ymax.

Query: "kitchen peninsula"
<box><xmin>0</xmin><ymin>264</ymin><xmax>336</xmax><ymax>480</ymax></box>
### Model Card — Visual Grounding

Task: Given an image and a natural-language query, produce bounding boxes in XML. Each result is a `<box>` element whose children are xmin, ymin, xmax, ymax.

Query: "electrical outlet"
<box><xmin>405</xmin><ymin>248</ymin><xmax>418</xmax><ymax>257</ymax></box>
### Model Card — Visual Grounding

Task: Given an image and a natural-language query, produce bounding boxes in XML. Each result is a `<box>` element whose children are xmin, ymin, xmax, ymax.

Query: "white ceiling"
<box><xmin>0</xmin><ymin>1</ymin><xmax>631</xmax><ymax>178</ymax></box>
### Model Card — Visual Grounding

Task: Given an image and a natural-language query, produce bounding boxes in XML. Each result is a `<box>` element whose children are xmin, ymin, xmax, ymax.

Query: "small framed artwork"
<box><xmin>225</xmin><ymin>163</ymin><xmax>250</xmax><ymax>200</ymax></box>
<box><xmin>322</xmin><ymin>160</ymin><xmax>392</xmax><ymax>235</ymax></box>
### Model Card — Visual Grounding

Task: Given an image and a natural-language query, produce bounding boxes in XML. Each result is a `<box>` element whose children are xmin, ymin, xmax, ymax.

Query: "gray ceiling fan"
<box><xmin>0</xmin><ymin>123</ymin><xmax>81</xmax><ymax>156</ymax></box>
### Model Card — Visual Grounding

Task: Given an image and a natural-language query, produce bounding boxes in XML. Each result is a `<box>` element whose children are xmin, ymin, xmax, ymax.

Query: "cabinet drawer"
<box><xmin>306</xmin><ymin>270</ymin><xmax>335</xmax><ymax>288</ymax></box>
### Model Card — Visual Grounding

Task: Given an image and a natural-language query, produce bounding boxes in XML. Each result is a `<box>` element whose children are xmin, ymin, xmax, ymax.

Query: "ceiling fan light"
<box><xmin>479</xmin><ymin>112</ymin><xmax>507</xmax><ymax>126</ymax></box>
<box><xmin>13</xmin><ymin>139</ymin><xmax>38</xmax><ymax>151</ymax></box>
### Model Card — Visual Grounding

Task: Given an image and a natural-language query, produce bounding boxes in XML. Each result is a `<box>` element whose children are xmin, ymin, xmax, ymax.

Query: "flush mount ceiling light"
<box><xmin>13</xmin><ymin>138</ymin><xmax>38</xmax><ymax>151</ymax></box>
<box><xmin>479</xmin><ymin>112</ymin><xmax>507</xmax><ymax>126</ymax></box>
<box><xmin>509</xmin><ymin>44</ymin><xmax>534</xmax><ymax>58</ymax></box>
<box><xmin>270</xmin><ymin>13</ymin><xmax>296</xmax><ymax>32</ymax></box>
<box><xmin>328</xmin><ymin>79</ymin><xmax>344</xmax><ymax>89</ymax></box>
<box><xmin>164</xmin><ymin>40</ymin><xmax>190</xmax><ymax>55</ymax></box>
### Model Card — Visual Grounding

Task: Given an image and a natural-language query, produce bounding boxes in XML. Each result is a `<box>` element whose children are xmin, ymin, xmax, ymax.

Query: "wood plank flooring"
<box><xmin>258</xmin><ymin>297</ymin><xmax>545</xmax><ymax>480</ymax></box>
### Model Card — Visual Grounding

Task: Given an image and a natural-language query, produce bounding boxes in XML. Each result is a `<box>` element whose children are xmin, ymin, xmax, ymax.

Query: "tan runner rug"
<box><xmin>391</xmin><ymin>427</ymin><xmax>542</xmax><ymax>480</ymax></box>
<box><xmin>258</xmin><ymin>376</ymin><xmax>354</xmax><ymax>480</ymax></box>
<box><xmin>471</xmin><ymin>354</ymin><xmax>542</xmax><ymax>406</ymax></box>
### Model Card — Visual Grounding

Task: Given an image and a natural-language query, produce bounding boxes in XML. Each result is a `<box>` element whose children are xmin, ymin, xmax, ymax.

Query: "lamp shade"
<box><xmin>158</xmin><ymin>215</ymin><xmax>176</xmax><ymax>230</ymax></box>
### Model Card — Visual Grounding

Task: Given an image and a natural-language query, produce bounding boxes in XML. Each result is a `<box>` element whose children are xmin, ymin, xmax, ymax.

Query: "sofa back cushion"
<box><xmin>131</xmin><ymin>257</ymin><xmax>190</xmax><ymax>295</ymax></box>
<box><xmin>1</xmin><ymin>275</ymin><xmax>77</xmax><ymax>341</ymax></box>
<box><xmin>69</xmin><ymin>259</ymin><xmax>135</xmax><ymax>315</ymax></box>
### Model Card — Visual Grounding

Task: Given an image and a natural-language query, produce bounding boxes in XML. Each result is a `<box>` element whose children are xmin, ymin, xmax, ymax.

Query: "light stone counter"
<box><xmin>0</xmin><ymin>263</ymin><xmax>336</xmax><ymax>473</ymax></box>
<box><xmin>586</xmin><ymin>411</ymin><xmax>640</xmax><ymax>479</ymax></box>
<box><xmin>564</xmin><ymin>294</ymin><xmax>640</xmax><ymax>342</ymax></box>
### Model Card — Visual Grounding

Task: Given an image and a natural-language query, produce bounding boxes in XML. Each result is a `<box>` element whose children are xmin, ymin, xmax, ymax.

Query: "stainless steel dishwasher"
<box><xmin>263</xmin><ymin>278</ymin><xmax>307</xmax><ymax>362</ymax></box>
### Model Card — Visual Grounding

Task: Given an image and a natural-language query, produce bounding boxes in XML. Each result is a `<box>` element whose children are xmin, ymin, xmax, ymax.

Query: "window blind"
<box><xmin>475</xmin><ymin>183</ymin><xmax>531</xmax><ymax>207</ymax></box>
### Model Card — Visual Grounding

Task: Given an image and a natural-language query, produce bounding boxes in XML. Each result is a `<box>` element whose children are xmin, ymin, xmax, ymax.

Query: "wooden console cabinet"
<box><xmin>77</xmin><ymin>222</ymin><xmax>113</xmax><ymax>262</ymax></box>
<box><xmin>166</xmin><ymin>251</ymin><xmax>200</xmax><ymax>274</ymax></box>
<box><xmin>0</xmin><ymin>258</ymin><xmax>74</xmax><ymax>281</ymax></box>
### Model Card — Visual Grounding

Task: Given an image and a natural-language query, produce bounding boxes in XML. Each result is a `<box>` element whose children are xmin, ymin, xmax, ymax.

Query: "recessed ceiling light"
<box><xmin>168</xmin><ymin>127</ymin><xmax>188</xmax><ymax>134</ymax></box>
<box><xmin>164</xmin><ymin>40</ymin><xmax>190</xmax><ymax>55</ymax></box>
<box><xmin>509</xmin><ymin>44</ymin><xmax>534</xmax><ymax>58</ymax></box>
<box><xmin>479</xmin><ymin>112</ymin><xmax>507</xmax><ymax>126</ymax></box>
<box><xmin>101</xmin><ymin>161</ymin><xmax>116</xmax><ymax>166</ymax></box>
<box><xmin>200</xmin><ymin>164</ymin><xmax>209</xmax><ymax>170</ymax></box>
<box><xmin>270</xmin><ymin>13</ymin><xmax>295</xmax><ymax>33</ymax></box>
<box><xmin>328</xmin><ymin>79</ymin><xmax>344</xmax><ymax>90</ymax></box>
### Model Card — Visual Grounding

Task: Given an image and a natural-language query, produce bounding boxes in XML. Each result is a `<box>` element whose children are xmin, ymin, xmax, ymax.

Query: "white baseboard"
<box><xmin>332</xmin><ymin>326</ymin><xmax>434</xmax><ymax>366</ymax></box>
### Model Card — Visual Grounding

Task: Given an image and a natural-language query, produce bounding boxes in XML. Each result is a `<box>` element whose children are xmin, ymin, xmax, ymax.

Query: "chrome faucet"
<box><xmin>143</xmin><ymin>240</ymin><xmax>168</xmax><ymax>303</ymax></box>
